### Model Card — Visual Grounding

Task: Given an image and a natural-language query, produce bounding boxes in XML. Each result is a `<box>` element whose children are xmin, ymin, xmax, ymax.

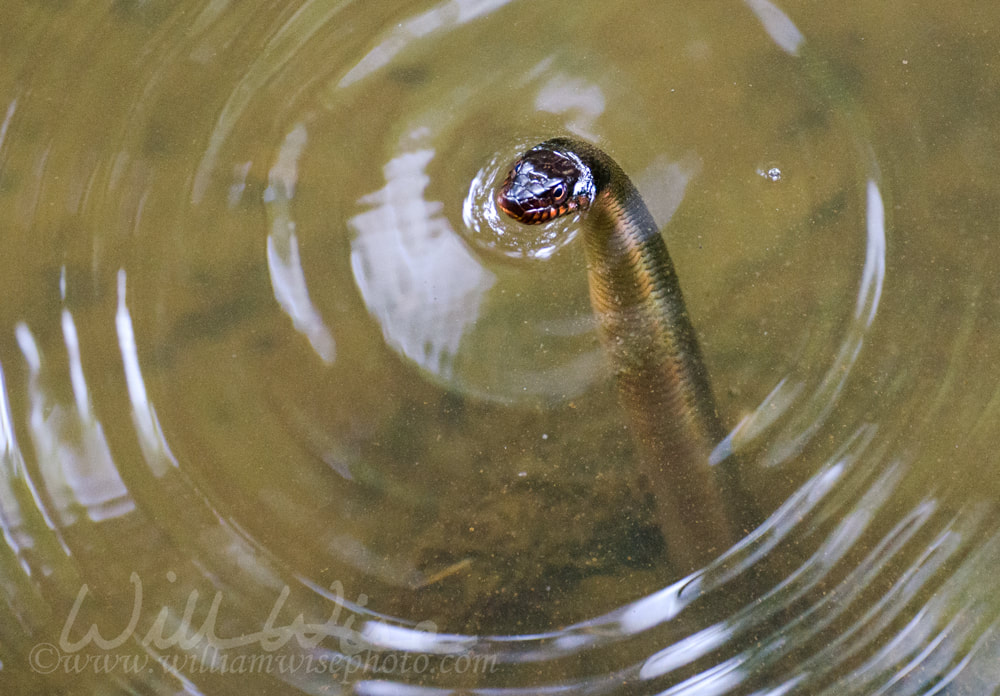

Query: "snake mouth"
<box><xmin>495</xmin><ymin>189</ymin><xmax>541</xmax><ymax>224</ymax></box>
<box><xmin>495</xmin><ymin>186</ymin><xmax>574</xmax><ymax>224</ymax></box>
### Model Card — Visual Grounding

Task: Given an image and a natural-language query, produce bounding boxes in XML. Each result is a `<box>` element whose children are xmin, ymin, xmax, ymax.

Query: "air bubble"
<box><xmin>760</xmin><ymin>165</ymin><xmax>783</xmax><ymax>182</ymax></box>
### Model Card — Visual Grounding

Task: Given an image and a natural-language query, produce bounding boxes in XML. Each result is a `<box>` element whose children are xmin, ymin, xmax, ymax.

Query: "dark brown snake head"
<box><xmin>496</xmin><ymin>140</ymin><xmax>596</xmax><ymax>224</ymax></box>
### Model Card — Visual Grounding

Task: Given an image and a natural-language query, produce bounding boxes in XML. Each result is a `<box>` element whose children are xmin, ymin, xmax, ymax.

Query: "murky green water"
<box><xmin>2</xmin><ymin>1</ymin><xmax>1000</xmax><ymax>694</ymax></box>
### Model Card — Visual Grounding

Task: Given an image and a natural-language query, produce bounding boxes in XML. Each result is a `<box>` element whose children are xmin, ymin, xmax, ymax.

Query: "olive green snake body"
<box><xmin>497</xmin><ymin>137</ymin><xmax>740</xmax><ymax>570</ymax></box>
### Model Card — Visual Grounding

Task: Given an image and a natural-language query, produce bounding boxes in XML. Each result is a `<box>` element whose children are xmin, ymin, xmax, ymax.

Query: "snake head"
<box><xmin>496</xmin><ymin>141</ymin><xmax>596</xmax><ymax>224</ymax></box>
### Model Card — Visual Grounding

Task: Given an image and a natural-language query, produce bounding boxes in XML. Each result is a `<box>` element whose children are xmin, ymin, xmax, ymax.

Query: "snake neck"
<box><xmin>497</xmin><ymin>137</ymin><xmax>748</xmax><ymax>568</ymax></box>
<box><xmin>576</xmin><ymin>149</ymin><xmax>735</xmax><ymax>566</ymax></box>
<box><xmin>583</xmin><ymin>160</ymin><xmax>725</xmax><ymax>449</ymax></box>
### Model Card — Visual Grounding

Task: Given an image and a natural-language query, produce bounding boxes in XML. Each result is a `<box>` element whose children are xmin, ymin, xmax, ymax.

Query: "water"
<box><xmin>2</xmin><ymin>1</ymin><xmax>1000</xmax><ymax>693</ymax></box>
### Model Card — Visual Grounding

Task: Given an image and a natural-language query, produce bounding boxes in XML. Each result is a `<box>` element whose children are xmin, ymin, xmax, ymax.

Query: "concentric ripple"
<box><xmin>1</xmin><ymin>0</ymin><xmax>999</xmax><ymax>694</ymax></box>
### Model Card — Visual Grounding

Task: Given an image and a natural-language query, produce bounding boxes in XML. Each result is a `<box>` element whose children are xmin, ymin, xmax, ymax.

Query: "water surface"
<box><xmin>2</xmin><ymin>1</ymin><xmax>1000</xmax><ymax>694</ymax></box>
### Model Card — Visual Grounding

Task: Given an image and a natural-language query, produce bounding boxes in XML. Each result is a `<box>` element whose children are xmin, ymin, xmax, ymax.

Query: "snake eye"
<box><xmin>551</xmin><ymin>183</ymin><xmax>567</xmax><ymax>202</ymax></box>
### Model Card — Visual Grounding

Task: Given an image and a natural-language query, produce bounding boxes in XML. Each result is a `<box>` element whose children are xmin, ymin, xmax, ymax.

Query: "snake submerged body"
<box><xmin>497</xmin><ymin>137</ymin><xmax>739</xmax><ymax>570</ymax></box>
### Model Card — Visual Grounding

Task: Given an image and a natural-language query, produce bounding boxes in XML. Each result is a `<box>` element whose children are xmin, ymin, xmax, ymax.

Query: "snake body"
<box><xmin>497</xmin><ymin>137</ymin><xmax>736</xmax><ymax>569</ymax></box>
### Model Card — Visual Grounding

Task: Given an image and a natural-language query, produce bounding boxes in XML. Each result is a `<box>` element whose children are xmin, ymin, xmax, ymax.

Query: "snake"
<box><xmin>496</xmin><ymin>137</ymin><xmax>739</xmax><ymax>570</ymax></box>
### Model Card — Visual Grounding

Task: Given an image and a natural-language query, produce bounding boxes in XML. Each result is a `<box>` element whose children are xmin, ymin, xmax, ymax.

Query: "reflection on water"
<box><xmin>116</xmin><ymin>270</ymin><xmax>180</xmax><ymax>475</ymax></box>
<box><xmin>17</xmin><ymin>315</ymin><xmax>133</xmax><ymax>524</ymax></box>
<box><xmin>350</xmin><ymin>148</ymin><xmax>494</xmax><ymax>381</ymax></box>
<box><xmin>266</xmin><ymin>123</ymin><xmax>337</xmax><ymax>364</ymax></box>
<box><xmin>1</xmin><ymin>0</ymin><xmax>1000</xmax><ymax>693</ymax></box>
